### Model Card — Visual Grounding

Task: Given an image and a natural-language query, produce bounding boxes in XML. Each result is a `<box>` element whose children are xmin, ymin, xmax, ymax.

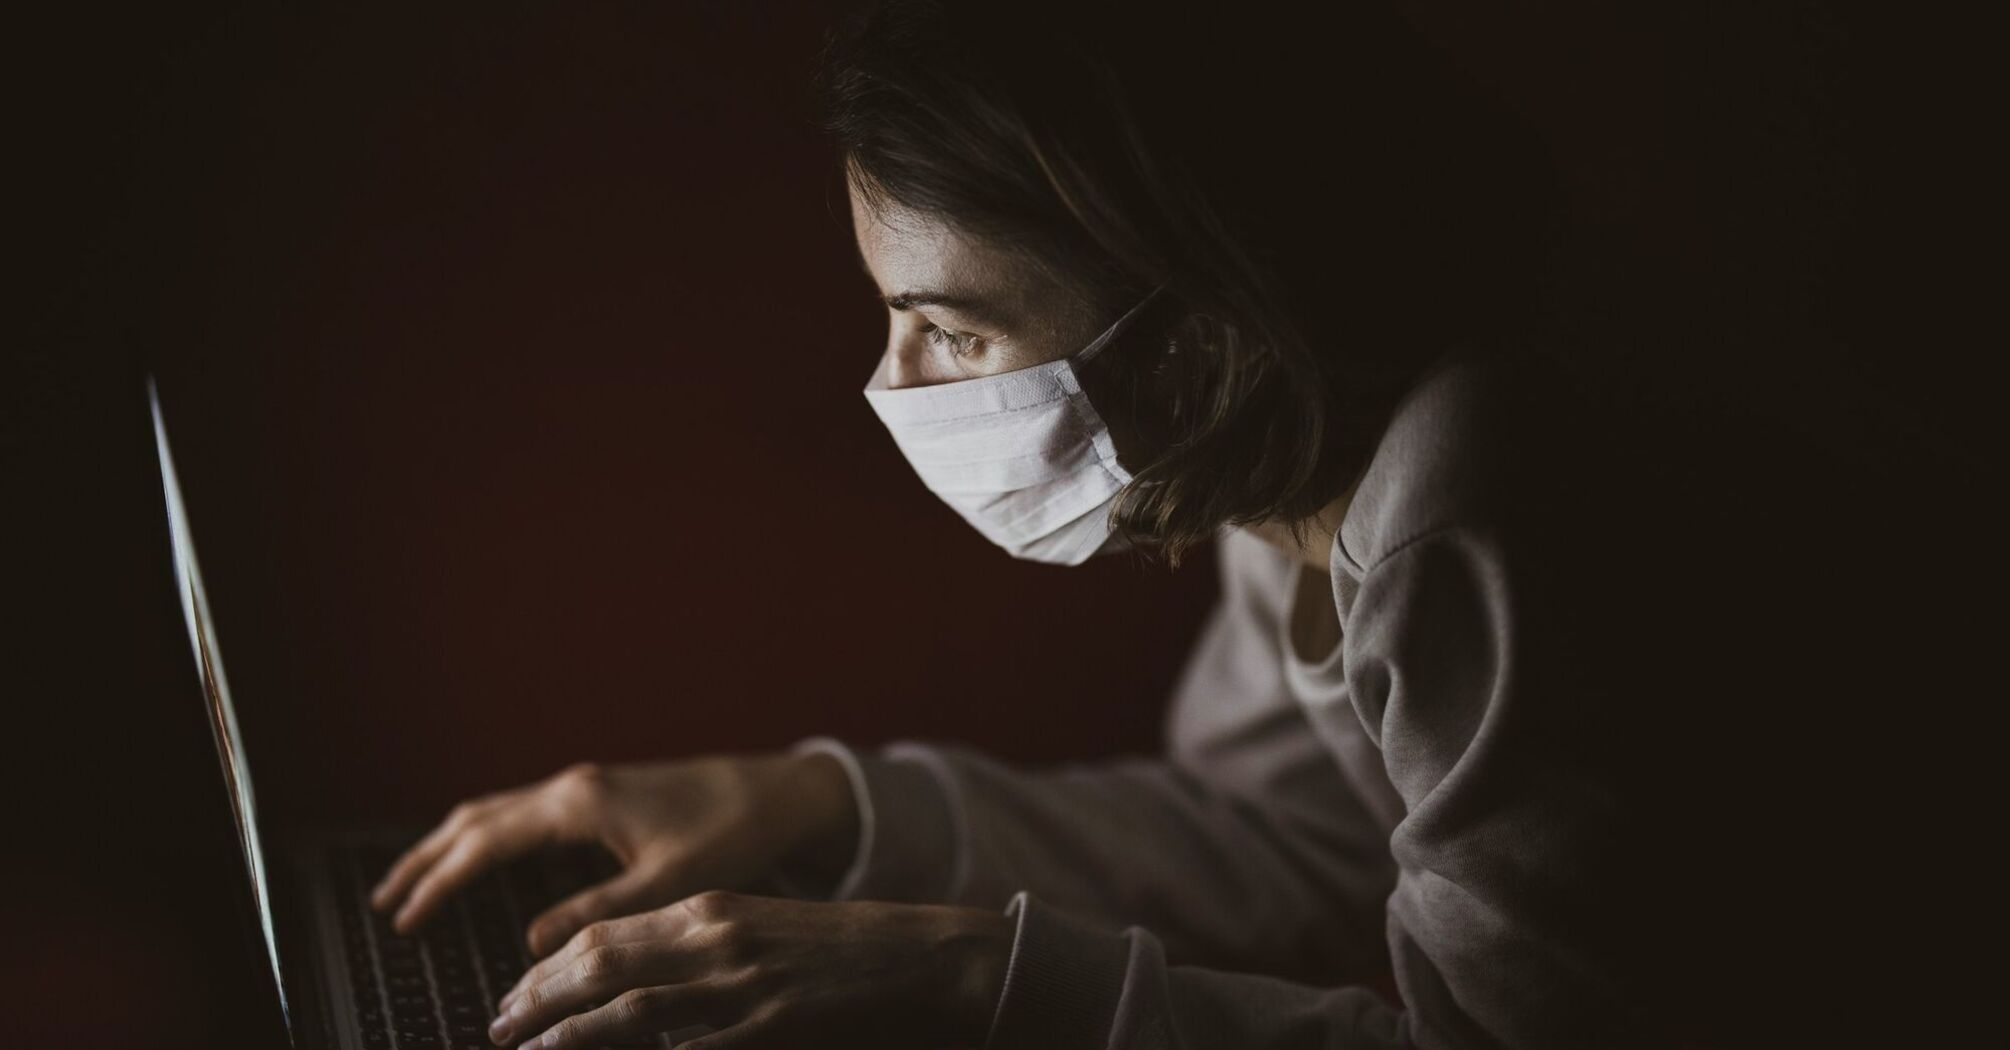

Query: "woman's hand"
<box><xmin>487</xmin><ymin>891</ymin><xmax>1013</xmax><ymax>1050</ymax></box>
<box><xmin>370</xmin><ymin>754</ymin><xmax>858</xmax><ymax>955</ymax></box>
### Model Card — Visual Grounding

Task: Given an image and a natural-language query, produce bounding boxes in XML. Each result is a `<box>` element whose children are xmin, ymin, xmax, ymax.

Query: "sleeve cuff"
<box><xmin>984</xmin><ymin>891</ymin><xmax>1133</xmax><ymax>1050</ymax></box>
<box><xmin>786</xmin><ymin>736</ymin><xmax>964</xmax><ymax>903</ymax></box>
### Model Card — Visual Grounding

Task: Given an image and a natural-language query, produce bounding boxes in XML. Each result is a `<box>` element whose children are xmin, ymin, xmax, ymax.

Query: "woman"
<box><xmin>371</xmin><ymin>2</ymin><xmax>1817</xmax><ymax>1046</ymax></box>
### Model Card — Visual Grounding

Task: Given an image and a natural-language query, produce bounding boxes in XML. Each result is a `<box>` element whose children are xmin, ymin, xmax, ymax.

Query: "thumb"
<box><xmin>525</xmin><ymin>865</ymin><xmax>667</xmax><ymax>957</ymax></box>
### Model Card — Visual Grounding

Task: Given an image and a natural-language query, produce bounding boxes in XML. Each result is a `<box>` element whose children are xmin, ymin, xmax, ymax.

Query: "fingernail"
<box><xmin>487</xmin><ymin>1014</ymin><xmax>511</xmax><ymax>1045</ymax></box>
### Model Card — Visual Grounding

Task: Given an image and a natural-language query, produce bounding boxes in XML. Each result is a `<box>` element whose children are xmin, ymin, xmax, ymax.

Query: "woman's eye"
<box><xmin>922</xmin><ymin>323</ymin><xmax>980</xmax><ymax>357</ymax></box>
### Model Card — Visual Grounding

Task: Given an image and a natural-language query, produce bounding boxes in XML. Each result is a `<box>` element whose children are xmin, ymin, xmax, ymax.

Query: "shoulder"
<box><xmin>1336</xmin><ymin>345</ymin><xmax>1589</xmax><ymax>576</ymax></box>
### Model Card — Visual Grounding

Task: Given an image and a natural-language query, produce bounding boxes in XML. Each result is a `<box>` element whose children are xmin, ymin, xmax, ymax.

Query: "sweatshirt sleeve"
<box><xmin>787</xmin><ymin>530</ymin><xmax>1399</xmax><ymax>986</ymax></box>
<box><xmin>973</xmin><ymin>524</ymin><xmax>1654</xmax><ymax>1049</ymax></box>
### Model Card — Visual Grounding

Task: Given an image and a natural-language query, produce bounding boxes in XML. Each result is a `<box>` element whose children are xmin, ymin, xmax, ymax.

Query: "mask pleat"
<box><xmin>858</xmin><ymin>283</ymin><xmax>1166</xmax><ymax>565</ymax></box>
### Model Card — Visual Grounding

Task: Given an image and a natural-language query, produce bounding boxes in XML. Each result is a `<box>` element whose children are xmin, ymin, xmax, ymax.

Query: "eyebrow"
<box><xmin>855</xmin><ymin>243</ymin><xmax>1011</xmax><ymax>328</ymax></box>
<box><xmin>883</xmin><ymin>289</ymin><xmax>997</xmax><ymax>317</ymax></box>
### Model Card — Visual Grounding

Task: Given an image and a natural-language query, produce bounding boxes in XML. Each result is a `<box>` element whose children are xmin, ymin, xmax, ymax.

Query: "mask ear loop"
<box><xmin>1074</xmin><ymin>282</ymin><xmax>1169</xmax><ymax>365</ymax></box>
<box><xmin>1063</xmin><ymin>283</ymin><xmax>1169</xmax><ymax>495</ymax></box>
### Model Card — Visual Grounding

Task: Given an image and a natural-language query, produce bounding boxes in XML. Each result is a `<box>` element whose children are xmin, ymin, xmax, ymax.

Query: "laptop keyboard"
<box><xmin>334</xmin><ymin>843</ymin><xmax>644</xmax><ymax>1050</ymax></box>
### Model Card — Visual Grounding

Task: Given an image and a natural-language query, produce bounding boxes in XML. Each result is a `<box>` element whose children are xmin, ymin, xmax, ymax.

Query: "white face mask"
<box><xmin>863</xmin><ymin>284</ymin><xmax>1167</xmax><ymax>565</ymax></box>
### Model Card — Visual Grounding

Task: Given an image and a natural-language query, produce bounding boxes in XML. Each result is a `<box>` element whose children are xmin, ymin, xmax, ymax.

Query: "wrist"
<box><xmin>936</xmin><ymin>907</ymin><xmax>1015</xmax><ymax>1046</ymax></box>
<box><xmin>771</xmin><ymin>749</ymin><xmax>861</xmax><ymax>893</ymax></box>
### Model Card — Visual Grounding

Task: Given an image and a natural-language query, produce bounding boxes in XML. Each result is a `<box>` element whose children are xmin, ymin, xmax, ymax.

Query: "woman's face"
<box><xmin>848</xmin><ymin>176</ymin><xmax>1109</xmax><ymax>389</ymax></box>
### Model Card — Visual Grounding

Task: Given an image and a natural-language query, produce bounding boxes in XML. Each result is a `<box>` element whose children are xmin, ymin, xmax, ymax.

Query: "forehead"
<box><xmin>847</xmin><ymin>177</ymin><xmax>1021</xmax><ymax>295</ymax></box>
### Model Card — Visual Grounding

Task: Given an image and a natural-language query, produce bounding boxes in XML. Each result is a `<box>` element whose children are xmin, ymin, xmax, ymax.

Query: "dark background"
<box><xmin>9</xmin><ymin>3</ymin><xmax>1930</xmax><ymax>1047</ymax></box>
<box><xmin>11</xmin><ymin>6</ymin><xmax>1221</xmax><ymax>1045</ymax></box>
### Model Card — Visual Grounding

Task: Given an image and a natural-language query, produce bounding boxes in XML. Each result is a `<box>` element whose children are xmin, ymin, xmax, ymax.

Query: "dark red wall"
<box><xmin>12</xmin><ymin>3</ymin><xmax>1886</xmax><ymax>1046</ymax></box>
<box><xmin>13</xmin><ymin>7</ymin><xmax>1217</xmax><ymax>1045</ymax></box>
<box><xmin>134</xmin><ymin>4</ymin><xmax>1218</xmax><ymax>828</ymax></box>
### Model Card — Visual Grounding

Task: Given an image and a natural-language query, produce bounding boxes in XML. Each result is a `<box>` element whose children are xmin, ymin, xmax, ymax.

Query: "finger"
<box><xmin>503</xmin><ymin>910</ymin><xmax>683</xmax><ymax>1015</ymax></box>
<box><xmin>490</xmin><ymin>941</ymin><xmax>648</xmax><ymax>1045</ymax></box>
<box><xmin>371</xmin><ymin>800</ymin><xmax>490</xmax><ymax>911</ymax></box>
<box><xmin>491</xmin><ymin>942</ymin><xmax>676</xmax><ymax>1046</ymax></box>
<box><xmin>510</xmin><ymin>982</ymin><xmax>732</xmax><ymax>1050</ymax></box>
<box><xmin>393</xmin><ymin>818</ymin><xmax>548</xmax><ymax>934</ymax></box>
<box><xmin>525</xmin><ymin>866</ymin><xmax>668</xmax><ymax>958</ymax></box>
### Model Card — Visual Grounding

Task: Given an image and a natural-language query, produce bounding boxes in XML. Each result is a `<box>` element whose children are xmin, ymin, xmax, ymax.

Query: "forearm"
<box><xmin>792</xmin><ymin>735</ymin><xmax>1394</xmax><ymax>985</ymax></box>
<box><xmin>983</xmin><ymin>890</ymin><xmax>1410</xmax><ymax>1050</ymax></box>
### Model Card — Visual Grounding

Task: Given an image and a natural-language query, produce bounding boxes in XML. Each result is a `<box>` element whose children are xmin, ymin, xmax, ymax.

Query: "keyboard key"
<box><xmin>336</xmin><ymin>842</ymin><xmax>618</xmax><ymax>1050</ymax></box>
<box><xmin>387</xmin><ymin>966</ymin><xmax>429</xmax><ymax>985</ymax></box>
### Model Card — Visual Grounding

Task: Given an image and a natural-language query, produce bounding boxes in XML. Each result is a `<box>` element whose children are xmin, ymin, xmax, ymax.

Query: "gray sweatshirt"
<box><xmin>790</xmin><ymin>349</ymin><xmax>1741</xmax><ymax>1048</ymax></box>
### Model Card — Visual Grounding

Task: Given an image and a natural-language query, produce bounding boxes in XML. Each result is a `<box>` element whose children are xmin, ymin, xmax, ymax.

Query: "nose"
<box><xmin>877</xmin><ymin>333</ymin><xmax>942</xmax><ymax>390</ymax></box>
<box><xmin>879</xmin><ymin>346</ymin><xmax>921</xmax><ymax>390</ymax></box>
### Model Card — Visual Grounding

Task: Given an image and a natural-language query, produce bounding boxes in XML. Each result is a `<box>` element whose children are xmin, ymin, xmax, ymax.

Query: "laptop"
<box><xmin>148</xmin><ymin>378</ymin><xmax>694</xmax><ymax>1049</ymax></box>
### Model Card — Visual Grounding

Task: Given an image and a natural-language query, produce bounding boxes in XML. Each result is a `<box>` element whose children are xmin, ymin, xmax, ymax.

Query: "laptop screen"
<box><xmin>149</xmin><ymin>379</ymin><xmax>290</xmax><ymax>1025</ymax></box>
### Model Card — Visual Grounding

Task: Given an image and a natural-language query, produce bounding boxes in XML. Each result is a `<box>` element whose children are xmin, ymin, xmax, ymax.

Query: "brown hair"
<box><xmin>816</xmin><ymin>0</ymin><xmax>1562</xmax><ymax>564</ymax></box>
